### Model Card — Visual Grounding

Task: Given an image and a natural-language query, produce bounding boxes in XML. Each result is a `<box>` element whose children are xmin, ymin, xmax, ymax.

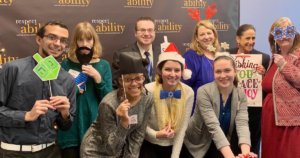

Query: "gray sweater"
<box><xmin>80</xmin><ymin>90</ymin><xmax>153</xmax><ymax>158</ymax></box>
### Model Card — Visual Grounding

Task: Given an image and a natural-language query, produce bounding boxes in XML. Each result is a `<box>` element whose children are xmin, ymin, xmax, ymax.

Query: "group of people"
<box><xmin>0</xmin><ymin>16</ymin><xmax>299</xmax><ymax>158</ymax></box>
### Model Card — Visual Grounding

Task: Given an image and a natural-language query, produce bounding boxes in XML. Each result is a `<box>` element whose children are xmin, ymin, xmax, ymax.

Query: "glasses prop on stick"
<box><xmin>121</xmin><ymin>74</ymin><xmax>127</xmax><ymax>100</ymax></box>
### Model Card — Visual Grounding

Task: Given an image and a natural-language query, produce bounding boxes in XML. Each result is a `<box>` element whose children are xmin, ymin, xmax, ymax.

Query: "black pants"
<box><xmin>248</xmin><ymin>107</ymin><xmax>261</xmax><ymax>154</ymax></box>
<box><xmin>60</xmin><ymin>146</ymin><xmax>80</xmax><ymax>158</ymax></box>
<box><xmin>180</xmin><ymin>142</ymin><xmax>225</xmax><ymax>158</ymax></box>
<box><xmin>139</xmin><ymin>140</ymin><xmax>173</xmax><ymax>158</ymax></box>
<box><xmin>179</xmin><ymin>144</ymin><xmax>193</xmax><ymax>158</ymax></box>
<box><xmin>180</xmin><ymin>126</ymin><xmax>241</xmax><ymax>158</ymax></box>
<box><xmin>0</xmin><ymin>144</ymin><xmax>61</xmax><ymax>158</ymax></box>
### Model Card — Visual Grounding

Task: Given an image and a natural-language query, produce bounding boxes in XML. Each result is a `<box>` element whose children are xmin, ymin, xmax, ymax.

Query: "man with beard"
<box><xmin>112</xmin><ymin>16</ymin><xmax>160</xmax><ymax>89</ymax></box>
<box><xmin>0</xmin><ymin>21</ymin><xmax>76</xmax><ymax>158</ymax></box>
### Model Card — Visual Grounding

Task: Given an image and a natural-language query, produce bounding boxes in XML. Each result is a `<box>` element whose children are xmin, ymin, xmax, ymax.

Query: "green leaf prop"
<box><xmin>33</xmin><ymin>53</ymin><xmax>61</xmax><ymax>81</ymax></box>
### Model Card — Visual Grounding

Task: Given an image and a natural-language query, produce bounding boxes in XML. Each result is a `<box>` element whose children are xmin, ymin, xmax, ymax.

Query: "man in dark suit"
<box><xmin>112</xmin><ymin>16</ymin><xmax>160</xmax><ymax>88</ymax></box>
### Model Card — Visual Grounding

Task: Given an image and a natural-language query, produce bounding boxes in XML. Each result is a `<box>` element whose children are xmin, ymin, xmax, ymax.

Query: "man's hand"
<box><xmin>116</xmin><ymin>99</ymin><xmax>131</xmax><ymax>128</ymax></box>
<box><xmin>50</xmin><ymin>96</ymin><xmax>70</xmax><ymax>120</ymax></box>
<box><xmin>25</xmin><ymin>100</ymin><xmax>55</xmax><ymax>121</ymax></box>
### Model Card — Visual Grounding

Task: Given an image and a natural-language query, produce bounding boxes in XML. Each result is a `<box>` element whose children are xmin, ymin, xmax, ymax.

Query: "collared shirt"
<box><xmin>137</xmin><ymin>43</ymin><xmax>154</xmax><ymax>68</ymax></box>
<box><xmin>219</xmin><ymin>93</ymin><xmax>232</xmax><ymax>135</ymax></box>
<box><xmin>0</xmin><ymin>56</ymin><xmax>76</xmax><ymax>144</ymax></box>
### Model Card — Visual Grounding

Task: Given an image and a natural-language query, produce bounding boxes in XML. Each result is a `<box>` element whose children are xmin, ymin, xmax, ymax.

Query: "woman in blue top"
<box><xmin>182</xmin><ymin>20</ymin><xmax>220</xmax><ymax>114</ymax></box>
<box><xmin>57</xmin><ymin>21</ymin><xmax>112</xmax><ymax>158</ymax></box>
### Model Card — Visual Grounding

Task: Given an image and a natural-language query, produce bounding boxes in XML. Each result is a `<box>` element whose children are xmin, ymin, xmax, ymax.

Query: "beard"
<box><xmin>75</xmin><ymin>46</ymin><xmax>94</xmax><ymax>65</ymax></box>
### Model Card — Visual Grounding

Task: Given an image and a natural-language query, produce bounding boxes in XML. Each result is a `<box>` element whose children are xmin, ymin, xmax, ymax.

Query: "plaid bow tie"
<box><xmin>160</xmin><ymin>90</ymin><xmax>181</xmax><ymax>99</ymax></box>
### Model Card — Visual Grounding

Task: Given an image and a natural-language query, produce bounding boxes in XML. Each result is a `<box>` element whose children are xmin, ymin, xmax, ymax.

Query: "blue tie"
<box><xmin>160</xmin><ymin>90</ymin><xmax>181</xmax><ymax>99</ymax></box>
<box><xmin>75</xmin><ymin>72</ymin><xmax>88</xmax><ymax>90</ymax></box>
<box><xmin>144</xmin><ymin>51</ymin><xmax>153</xmax><ymax>81</ymax></box>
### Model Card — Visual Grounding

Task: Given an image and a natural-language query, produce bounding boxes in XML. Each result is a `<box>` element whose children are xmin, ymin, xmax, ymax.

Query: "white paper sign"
<box><xmin>232</xmin><ymin>54</ymin><xmax>263</xmax><ymax>107</ymax></box>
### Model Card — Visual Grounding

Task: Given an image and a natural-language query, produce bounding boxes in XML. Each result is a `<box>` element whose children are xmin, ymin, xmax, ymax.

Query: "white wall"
<box><xmin>240</xmin><ymin>0</ymin><xmax>300</xmax><ymax>56</ymax></box>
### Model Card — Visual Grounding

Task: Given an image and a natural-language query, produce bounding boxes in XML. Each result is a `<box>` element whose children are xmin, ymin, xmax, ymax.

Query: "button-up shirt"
<box><xmin>0</xmin><ymin>56</ymin><xmax>76</xmax><ymax>144</ymax></box>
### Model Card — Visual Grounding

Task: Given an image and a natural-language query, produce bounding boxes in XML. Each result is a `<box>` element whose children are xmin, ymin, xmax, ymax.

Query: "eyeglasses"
<box><xmin>137</xmin><ymin>28</ymin><xmax>155</xmax><ymax>34</ymax></box>
<box><xmin>44</xmin><ymin>34</ymin><xmax>69</xmax><ymax>46</ymax></box>
<box><xmin>123</xmin><ymin>75</ymin><xmax>145</xmax><ymax>84</ymax></box>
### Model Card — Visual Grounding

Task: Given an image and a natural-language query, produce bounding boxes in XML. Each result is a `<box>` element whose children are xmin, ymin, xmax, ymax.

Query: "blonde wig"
<box><xmin>153</xmin><ymin>82</ymin><xmax>186</xmax><ymax>132</ymax></box>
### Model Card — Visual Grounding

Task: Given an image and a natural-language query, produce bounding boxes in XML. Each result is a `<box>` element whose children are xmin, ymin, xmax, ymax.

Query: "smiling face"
<box><xmin>120</xmin><ymin>73</ymin><xmax>145</xmax><ymax>100</ymax></box>
<box><xmin>196</xmin><ymin>26</ymin><xmax>216</xmax><ymax>50</ymax></box>
<box><xmin>134</xmin><ymin>20</ymin><xmax>155</xmax><ymax>47</ymax></box>
<box><xmin>36</xmin><ymin>25</ymin><xmax>69</xmax><ymax>58</ymax></box>
<box><xmin>159</xmin><ymin>60</ymin><xmax>182</xmax><ymax>91</ymax></box>
<box><xmin>237</xmin><ymin>29</ymin><xmax>256</xmax><ymax>53</ymax></box>
<box><xmin>275</xmin><ymin>21</ymin><xmax>295</xmax><ymax>51</ymax></box>
<box><xmin>214</xmin><ymin>58</ymin><xmax>236</xmax><ymax>90</ymax></box>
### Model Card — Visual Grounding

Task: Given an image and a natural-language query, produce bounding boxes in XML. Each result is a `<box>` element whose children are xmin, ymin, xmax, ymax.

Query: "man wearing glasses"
<box><xmin>0</xmin><ymin>21</ymin><xmax>76</xmax><ymax>158</ymax></box>
<box><xmin>112</xmin><ymin>16</ymin><xmax>160</xmax><ymax>89</ymax></box>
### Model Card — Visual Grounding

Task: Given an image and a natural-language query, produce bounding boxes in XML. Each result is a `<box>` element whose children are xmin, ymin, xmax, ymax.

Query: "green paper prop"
<box><xmin>33</xmin><ymin>53</ymin><xmax>61</xmax><ymax>81</ymax></box>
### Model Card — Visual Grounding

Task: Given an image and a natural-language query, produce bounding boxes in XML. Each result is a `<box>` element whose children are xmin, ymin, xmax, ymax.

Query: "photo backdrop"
<box><xmin>0</xmin><ymin>0</ymin><xmax>239</xmax><ymax>65</ymax></box>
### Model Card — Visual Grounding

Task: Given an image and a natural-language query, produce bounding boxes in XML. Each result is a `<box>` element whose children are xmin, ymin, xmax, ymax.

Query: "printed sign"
<box><xmin>232</xmin><ymin>54</ymin><xmax>262</xmax><ymax>107</ymax></box>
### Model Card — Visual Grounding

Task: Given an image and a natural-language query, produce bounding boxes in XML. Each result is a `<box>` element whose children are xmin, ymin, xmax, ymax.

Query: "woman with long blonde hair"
<box><xmin>139</xmin><ymin>43</ymin><xmax>194</xmax><ymax>158</ymax></box>
<box><xmin>182</xmin><ymin>20</ymin><xmax>221</xmax><ymax>114</ymax></box>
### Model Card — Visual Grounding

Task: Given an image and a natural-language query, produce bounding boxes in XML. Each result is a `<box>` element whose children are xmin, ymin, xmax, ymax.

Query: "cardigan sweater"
<box><xmin>270</xmin><ymin>51</ymin><xmax>300</xmax><ymax>126</ymax></box>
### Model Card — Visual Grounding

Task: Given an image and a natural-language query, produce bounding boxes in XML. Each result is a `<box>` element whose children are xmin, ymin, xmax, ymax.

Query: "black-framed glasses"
<box><xmin>44</xmin><ymin>34</ymin><xmax>69</xmax><ymax>46</ymax></box>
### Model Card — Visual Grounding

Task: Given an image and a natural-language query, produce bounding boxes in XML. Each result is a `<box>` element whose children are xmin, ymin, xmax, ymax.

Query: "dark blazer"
<box><xmin>112</xmin><ymin>42</ymin><xmax>160</xmax><ymax>89</ymax></box>
<box><xmin>228</xmin><ymin>48</ymin><xmax>270</xmax><ymax>70</ymax></box>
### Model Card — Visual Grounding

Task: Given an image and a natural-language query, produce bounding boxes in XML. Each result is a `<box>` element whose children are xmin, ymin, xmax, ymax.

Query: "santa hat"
<box><xmin>157</xmin><ymin>43</ymin><xmax>192</xmax><ymax>80</ymax></box>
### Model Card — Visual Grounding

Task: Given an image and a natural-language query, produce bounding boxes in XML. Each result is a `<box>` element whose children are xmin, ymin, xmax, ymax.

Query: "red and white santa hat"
<box><xmin>157</xmin><ymin>42</ymin><xmax>192</xmax><ymax>80</ymax></box>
